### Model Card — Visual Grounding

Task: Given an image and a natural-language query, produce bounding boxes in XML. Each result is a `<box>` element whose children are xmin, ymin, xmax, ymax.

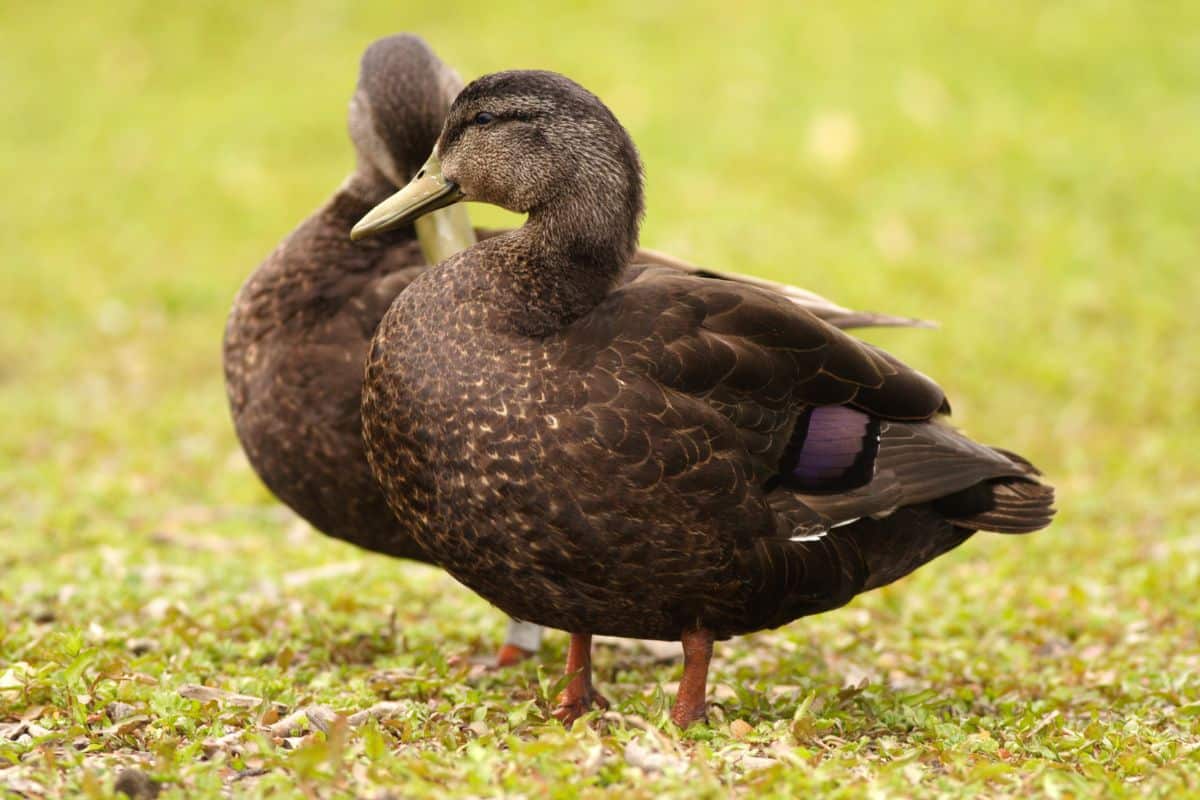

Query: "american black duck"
<box><xmin>223</xmin><ymin>39</ymin><xmax>920</xmax><ymax>668</ymax></box>
<box><xmin>352</xmin><ymin>70</ymin><xmax>1055</xmax><ymax>727</ymax></box>
<box><xmin>223</xmin><ymin>34</ymin><xmax>546</xmax><ymax>664</ymax></box>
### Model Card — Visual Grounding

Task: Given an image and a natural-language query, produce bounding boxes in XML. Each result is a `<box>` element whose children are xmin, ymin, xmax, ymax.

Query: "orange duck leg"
<box><xmin>671</xmin><ymin>629</ymin><xmax>715</xmax><ymax>728</ymax></box>
<box><xmin>552</xmin><ymin>633</ymin><xmax>610</xmax><ymax>724</ymax></box>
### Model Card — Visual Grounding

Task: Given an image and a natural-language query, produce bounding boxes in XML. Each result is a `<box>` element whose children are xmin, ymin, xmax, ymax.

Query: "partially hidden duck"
<box><xmin>351</xmin><ymin>70</ymin><xmax>1055</xmax><ymax>727</ymax></box>
<box><xmin>224</xmin><ymin>40</ymin><xmax>923</xmax><ymax>668</ymax></box>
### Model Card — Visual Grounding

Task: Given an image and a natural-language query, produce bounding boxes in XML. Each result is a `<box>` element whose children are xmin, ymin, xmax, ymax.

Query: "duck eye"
<box><xmin>473</xmin><ymin>111</ymin><xmax>495</xmax><ymax>126</ymax></box>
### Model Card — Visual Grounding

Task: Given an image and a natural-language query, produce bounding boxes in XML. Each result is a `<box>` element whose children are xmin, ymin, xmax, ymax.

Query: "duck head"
<box><xmin>352</xmin><ymin>70</ymin><xmax>645</xmax><ymax>263</ymax></box>
<box><xmin>347</xmin><ymin>34</ymin><xmax>464</xmax><ymax>188</ymax></box>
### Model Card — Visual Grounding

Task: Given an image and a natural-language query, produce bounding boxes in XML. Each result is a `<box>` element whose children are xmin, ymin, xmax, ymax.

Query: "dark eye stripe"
<box><xmin>443</xmin><ymin>109</ymin><xmax>535</xmax><ymax>151</ymax></box>
<box><xmin>472</xmin><ymin>110</ymin><xmax>537</xmax><ymax>126</ymax></box>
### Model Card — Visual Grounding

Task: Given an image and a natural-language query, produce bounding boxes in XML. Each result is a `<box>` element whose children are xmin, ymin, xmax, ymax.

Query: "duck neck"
<box><xmin>267</xmin><ymin>165</ymin><xmax>409</xmax><ymax>287</ymax></box>
<box><xmin>335</xmin><ymin>165</ymin><xmax>400</xmax><ymax>221</ymax></box>
<box><xmin>495</xmin><ymin>178</ymin><xmax>642</xmax><ymax>337</ymax></box>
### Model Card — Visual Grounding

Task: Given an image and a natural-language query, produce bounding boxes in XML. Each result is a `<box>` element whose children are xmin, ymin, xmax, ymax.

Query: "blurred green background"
<box><xmin>2</xmin><ymin>1</ymin><xmax>1199</xmax><ymax>796</ymax></box>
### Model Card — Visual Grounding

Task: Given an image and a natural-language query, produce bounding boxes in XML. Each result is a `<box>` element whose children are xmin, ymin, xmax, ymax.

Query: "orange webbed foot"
<box><xmin>552</xmin><ymin>686</ymin><xmax>610</xmax><ymax>725</ymax></box>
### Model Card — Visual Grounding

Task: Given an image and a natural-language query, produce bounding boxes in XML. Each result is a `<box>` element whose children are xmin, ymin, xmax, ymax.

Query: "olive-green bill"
<box><xmin>350</xmin><ymin>152</ymin><xmax>465</xmax><ymax>242</ymax></box>
<box><xmin>413</xmin><ymin>201</ymin><xmax>476</xmax><ymax>264</ymax></box>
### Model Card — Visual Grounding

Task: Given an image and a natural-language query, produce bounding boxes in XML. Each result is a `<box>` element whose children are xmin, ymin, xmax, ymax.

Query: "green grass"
<box><xmin>3</xmin><ymin>0</ymin><xmax>1199</xmax><ymax>796</ymax></box>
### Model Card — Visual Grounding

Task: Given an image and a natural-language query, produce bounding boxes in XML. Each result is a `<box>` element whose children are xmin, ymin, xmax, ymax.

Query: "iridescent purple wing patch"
<box><xmin>772</xmin><ymin>405</ymin><xmax>880</xmax><ymax>493</ymax></box>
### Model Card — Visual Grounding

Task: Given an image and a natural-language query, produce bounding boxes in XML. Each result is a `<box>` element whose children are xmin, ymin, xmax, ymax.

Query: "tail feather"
<box><xmin>987</xmin><ymin>447</ymin><xmax>1044</xmax><ymax>476</ymax></box>
<box><xmin>794</xmin><ymin>420</ymin><xmax>1055</xmax><ymax>535</ymax></box>
<box><xmin>939</xmin><ymin>479</ymin><xmax>1056</xmax><ymax>534</ymax></box>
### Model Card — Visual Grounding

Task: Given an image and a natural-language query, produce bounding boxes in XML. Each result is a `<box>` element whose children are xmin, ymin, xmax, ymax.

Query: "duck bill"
<box><xmin>350</xmin><ymin>153</ymin><xmax>465</xmax><ymax>241</ymax></box>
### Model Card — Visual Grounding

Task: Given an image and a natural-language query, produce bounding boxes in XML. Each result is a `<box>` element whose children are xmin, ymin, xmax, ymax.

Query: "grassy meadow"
<box><xmin>2</xmin><ymin>1</ymin><xmax>1199</xmax><ymax>796</ymax></box>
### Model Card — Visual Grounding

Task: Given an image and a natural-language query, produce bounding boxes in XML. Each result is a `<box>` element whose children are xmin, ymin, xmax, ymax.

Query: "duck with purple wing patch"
<box><xmin>224</xmin><ymin>37</ymin><xmax>922</xmax><ymax>672</ymax></box>
<box><xmin>352</xmin><ymin>70</ymin><xmax>1055</xmax><ymax>727</ymax></box>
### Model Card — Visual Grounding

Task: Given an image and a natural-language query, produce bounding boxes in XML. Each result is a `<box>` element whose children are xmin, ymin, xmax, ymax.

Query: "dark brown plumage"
<box><xmin>355</xmin><ymin>69</ymin><xmax>1055</xmax><ymax>727</ymax></box>
<box><xmin>224</xmin><ymin>35</ymin><xmax>450</xmax><ymax>563</ymax></box>
<box><xmin>223</xmin><ymin>40</ymin><xmax>918</xmax><ymax>666</ymax></box>
<box><xmin>224</xmin><ymin>35</ymin><xmax>551</xmax><ymax>663</ymax></box>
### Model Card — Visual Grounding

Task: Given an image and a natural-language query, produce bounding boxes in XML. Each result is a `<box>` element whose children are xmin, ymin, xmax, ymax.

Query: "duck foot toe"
<box><xmin>669</xmin><ymin>701</ymin><xmax>709</xmax><ymax>729</ymax></box>
<box><xmin>552</xmin><ymin>690</ymin><xmax>610</xmax><ymax>725</ymax></box>
<box><xmin>448</xmin><ymin>643</ymin><xmax>537</xmax><ymax>671</ymax></box>
<box><xmin>494</xmin><ymin>642</ymin><xmax>536</xmax><ymax>668</ymax></box>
